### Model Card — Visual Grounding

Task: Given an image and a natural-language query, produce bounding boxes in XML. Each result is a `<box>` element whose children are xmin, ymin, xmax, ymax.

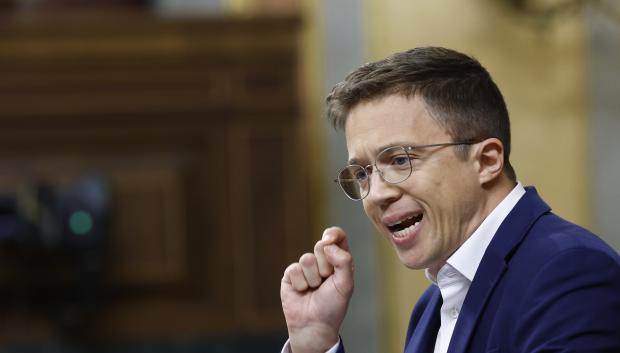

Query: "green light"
<box><xmin>69</xmin><ymin>210</ymin><xmax>93</xmax><ymax>236</ymax></box>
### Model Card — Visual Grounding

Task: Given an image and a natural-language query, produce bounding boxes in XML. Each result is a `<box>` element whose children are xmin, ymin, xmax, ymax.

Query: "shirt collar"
<box><xmin>426</xmin><ymin>182</ymin><xmax>526</xmax><ymax>284</ymax></box>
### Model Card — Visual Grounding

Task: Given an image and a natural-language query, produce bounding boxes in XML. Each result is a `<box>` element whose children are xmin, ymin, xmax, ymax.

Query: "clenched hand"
<box><xmin>281</xmin><ymin>227</ymin><xmax>354</xmax><ymax>353</ymax></box>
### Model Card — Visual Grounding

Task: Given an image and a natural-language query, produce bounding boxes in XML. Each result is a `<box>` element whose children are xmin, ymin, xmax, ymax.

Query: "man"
<box><xmin>280</xmin><ymin>47</ymin><xmax>620</xmax><ymax>353</ymax></box>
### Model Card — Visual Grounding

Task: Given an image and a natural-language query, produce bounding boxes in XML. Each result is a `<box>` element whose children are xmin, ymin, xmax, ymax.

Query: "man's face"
<box><xmin>345</xmin><ymin>94</ymin><xmax>485</xmax><ymax>273</ymax></box>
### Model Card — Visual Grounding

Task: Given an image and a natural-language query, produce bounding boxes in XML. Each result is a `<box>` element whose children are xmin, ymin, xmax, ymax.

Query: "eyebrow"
<box><xmin>347</xmin><ymin>157</ymin><xmax>362</xmax><ymax>165</ymax></box>
<box><xmin>347</xmin><ymin>141</ymin><xmax>419</xmax><ymax>165</ymax></box>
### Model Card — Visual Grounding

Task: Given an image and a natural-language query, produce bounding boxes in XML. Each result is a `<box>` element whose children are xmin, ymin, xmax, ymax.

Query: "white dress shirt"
<box><xmin>428</xmin><ymin>182</ymin><xmax>525</xmax><ymax>353</ymax></box>
<box><xmin>282</xmin><ymin>183</ymin><xmax>526</xmax><ymax>353</ymax></box>
<box><xmin>281</xmin><ymin>339</ymin><xmax>340</xmax><ymax>353</ymax></box>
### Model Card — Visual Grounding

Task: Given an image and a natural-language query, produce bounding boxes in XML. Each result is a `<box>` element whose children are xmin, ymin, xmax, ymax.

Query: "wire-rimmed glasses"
<box><xmin>334</xmin><ymin>141</ymin><xmax>477</xmax><ymax>201</ymax></box>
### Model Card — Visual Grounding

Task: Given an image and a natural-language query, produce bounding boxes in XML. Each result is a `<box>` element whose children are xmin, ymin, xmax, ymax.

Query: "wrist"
<box><xmin>289</xmin><ymin>328</ymin><xmax>339</xmax><ymax>353</ymax></box>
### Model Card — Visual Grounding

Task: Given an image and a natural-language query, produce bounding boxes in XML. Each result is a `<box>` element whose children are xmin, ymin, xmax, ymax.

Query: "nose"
<box><xmin>364</xmin><ymin>170</ymin><xmax>401</xmax><ymax>206</ymax></box>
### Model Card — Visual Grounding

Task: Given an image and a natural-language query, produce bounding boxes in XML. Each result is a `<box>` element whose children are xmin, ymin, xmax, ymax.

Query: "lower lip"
<box><xmin>390</xmin><ymin>220</ymin><xmax>422</xmax><ymax>246</ymax></box>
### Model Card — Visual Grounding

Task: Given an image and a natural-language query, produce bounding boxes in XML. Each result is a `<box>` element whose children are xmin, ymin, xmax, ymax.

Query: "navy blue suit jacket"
<box><xmin>339</xmin><ymin>187</ymin><xmax>620</xmax><ymax>353</ymax></box>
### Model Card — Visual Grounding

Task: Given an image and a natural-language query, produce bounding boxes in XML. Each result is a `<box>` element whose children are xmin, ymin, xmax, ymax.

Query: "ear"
<box><xmin>475</xmin><ymin>138</ymin><xmax>504</xmax><ymax>185</ymax></box>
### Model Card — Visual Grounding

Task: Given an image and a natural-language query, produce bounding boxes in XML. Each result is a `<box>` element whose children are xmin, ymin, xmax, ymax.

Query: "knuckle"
<box><xmin>286</xmin><ymin>263</ymin><xmax>302</xmax><ymax>277</ymax></box>
<box><xmin>299</xmin><ymin>253</ymin><xmax>316</xmax><ymax>266</ymax></box>
<box><xmin>284</xmin><ymin>262</ymin><xmax>298</xmax><ymax>274</ymax></box>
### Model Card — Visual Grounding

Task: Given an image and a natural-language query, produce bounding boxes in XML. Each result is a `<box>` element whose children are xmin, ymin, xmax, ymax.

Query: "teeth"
<box><xmin>392</xmin><ymin>221</ymin><xmax>420</xmax><ymax>238</ymax></box>
<box><xmin>388</xmin><ymin>215</ymin><xmax>413</xmax><ymax>227</ymax></box>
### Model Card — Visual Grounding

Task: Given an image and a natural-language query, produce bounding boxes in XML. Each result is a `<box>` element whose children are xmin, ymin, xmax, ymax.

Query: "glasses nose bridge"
<box><xmin>366</xmin><ymin>162</ymin><xmax>394</xmax><ymax>192</ymax></box>
<box><xmin>369</xmin><ymin>159</ymin><xmax>388</xmax><ymax>178</ymax></box>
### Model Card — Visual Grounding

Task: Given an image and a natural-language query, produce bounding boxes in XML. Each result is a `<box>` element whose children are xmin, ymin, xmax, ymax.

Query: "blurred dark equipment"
<box><xmin>0</xmin><ymin>176</ymin><xmax>111</xmax><ymax>334</ymax></box>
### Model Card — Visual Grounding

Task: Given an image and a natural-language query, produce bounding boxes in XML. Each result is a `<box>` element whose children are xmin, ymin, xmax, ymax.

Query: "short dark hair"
<box><xmin>326</xmin><ymin>46</ymin><xmax>516</xmax><ymax>181</ymax></box>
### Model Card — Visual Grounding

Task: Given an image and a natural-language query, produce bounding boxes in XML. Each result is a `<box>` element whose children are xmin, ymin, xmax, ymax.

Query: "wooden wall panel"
<box><xmin>108</xmin><ymin>167</ymin><xmax>188</xmax><ymax>286</ymax></box>
<box><xmin>227</xmin><ymin>123</ymin><xmax>296</xmax><ymax>328</ymax></box>
<box><xmin>0</xmin><ymin>14</ymin><xmax>308</xmax><ymax>342</ymax></box>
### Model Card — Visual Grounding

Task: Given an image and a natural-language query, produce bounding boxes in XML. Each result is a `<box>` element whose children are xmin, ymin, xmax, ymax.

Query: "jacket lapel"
<box><xmin>446</xmin><ymin>187</ymin><xmax>551</xmax><ymax>353</ymax></box>
<box><xmin>405</xmin><ymin>289</ymin><xmax>442</xmax><ymax>353</ymax></box>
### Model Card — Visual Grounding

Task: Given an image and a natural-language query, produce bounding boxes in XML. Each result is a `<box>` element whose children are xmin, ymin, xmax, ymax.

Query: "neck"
<box><xmin>483</xmin><ymin>174</ymin><xmax>517</xmax><ymax>212</ymax></box>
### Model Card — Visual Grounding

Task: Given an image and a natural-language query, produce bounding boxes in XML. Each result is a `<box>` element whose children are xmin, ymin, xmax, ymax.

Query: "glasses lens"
<box><xmin>376</xmin><ymin>146</ymin><xmax>413</xmax><ymax>183</ymax></box>
<box><xmin>338</xmin><ymin>165</ymin><xmax>368</xmax><ymax>200</ymax></box>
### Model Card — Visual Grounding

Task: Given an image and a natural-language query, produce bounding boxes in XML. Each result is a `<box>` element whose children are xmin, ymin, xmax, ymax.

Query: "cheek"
<box><xmin>416</xmin><ymin>177</ymin><xmax>463</xmax><ymax>224</ymax></box>
<box><xmin>362</xmin><ymin>201</ymin><xmax>383</xmax><ymax>228</ymax></box>
<box><xmin>424</xmin><ymin>162</ymin><xmax>473</xmax><ymax>199</ymax></box>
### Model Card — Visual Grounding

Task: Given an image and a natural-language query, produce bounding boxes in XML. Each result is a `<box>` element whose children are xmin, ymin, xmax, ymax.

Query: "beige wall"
<box><xmin>364</xmin><ymin>1</ymin><xmax>590</xmax><ymax>352</ymax></box>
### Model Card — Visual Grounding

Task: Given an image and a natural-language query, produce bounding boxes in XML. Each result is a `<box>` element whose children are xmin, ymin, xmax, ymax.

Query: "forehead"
<box><xmin>344</xmin><ymin>94</ymin><xmax>447</xmax><ymax>159</ymax></box>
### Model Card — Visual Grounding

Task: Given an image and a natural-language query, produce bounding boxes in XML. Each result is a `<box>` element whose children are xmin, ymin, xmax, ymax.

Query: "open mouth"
<box><xmin>387</xmin><ymin>213</ymin><xmax>423</xmax><ymax>238</ymax></box>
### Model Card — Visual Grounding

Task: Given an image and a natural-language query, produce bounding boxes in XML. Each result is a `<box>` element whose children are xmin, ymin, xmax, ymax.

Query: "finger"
<box><xmin>315</xmin><ymin>227</ymin><xmax>348</xmax><ymax>277</ymax></box>
<box><xmin>284</xmin><ymin>263</ymin><xmax>309</xmax><ymax>292</ymax></box>
<box><xmin>324</xmin><ymin>226</ymin><xmax>350</xmax><ymax>251</ymax></box>
<box><xmin>314</xmin><ymin>240</ymin><xmax>333</xmax><ymax>277</ymax></box>
<box><xmin>324</xmin><ymin>244</ymin><xmax>354</xmax><ymax>297</ymax></box>
<box><xmin>299</xmin><ymin>253</ymin><xmax>322</xmax><ymax>288</ymax></box>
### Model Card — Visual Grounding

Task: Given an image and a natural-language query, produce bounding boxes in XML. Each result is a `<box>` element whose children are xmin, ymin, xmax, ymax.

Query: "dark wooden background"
<box><xmin>0</xmin><ymin>12</ymin><xmax>313</xmax><ymax>346</ymax></box>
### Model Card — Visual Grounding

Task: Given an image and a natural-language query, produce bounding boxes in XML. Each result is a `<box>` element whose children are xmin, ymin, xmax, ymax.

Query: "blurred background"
<box><xmin>0</xmin><ymin>0</ymin><xmax>618</xmax><ymax>352</ymax></box>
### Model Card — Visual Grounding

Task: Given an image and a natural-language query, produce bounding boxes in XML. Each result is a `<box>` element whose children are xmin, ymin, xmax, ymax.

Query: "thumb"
<box><xmin>324</xmin><ymin>244</ymin><xmax>354</xmax><ymax>297</ymax></box>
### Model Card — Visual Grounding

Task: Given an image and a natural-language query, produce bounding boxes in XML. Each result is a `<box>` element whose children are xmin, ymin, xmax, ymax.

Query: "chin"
<box><xmin>402</xmin><ymin>261</ymin><xmax>426</xmax><ymax>270</ymax></box>
<box><xmin>396</xmin><ymin>252</ymin><xmax>426</xmax><ymax>270</ymax></box>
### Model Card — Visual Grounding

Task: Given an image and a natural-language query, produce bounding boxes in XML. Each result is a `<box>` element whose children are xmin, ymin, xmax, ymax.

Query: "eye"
<box><xmin>354</xmin><ymin>168</ymin><xmax>369</xmax><ymax>182</ymax></box>
<box><xmin>391</xmin><ymin>154</ymin><xmax>413</xmax><ymax>166</ymax></box>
